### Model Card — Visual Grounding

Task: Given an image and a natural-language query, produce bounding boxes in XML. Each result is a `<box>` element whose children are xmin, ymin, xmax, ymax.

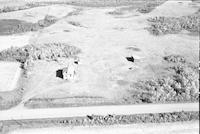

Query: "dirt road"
<box><xmin>9</xmin><ymin>121</ymin><xmax>199</xmax><ymax>134</ymax></box>
<box><xmin>0</xmin><ymin>103</ymin><xmax>198</xmax><ymax>121</ymax></box>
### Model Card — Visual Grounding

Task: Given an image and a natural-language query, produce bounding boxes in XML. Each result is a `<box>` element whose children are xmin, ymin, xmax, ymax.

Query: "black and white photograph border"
<box><xmin>0</xmin><ymin>0</ymin><xmax>199</xmax><ymax>134</ymax></box>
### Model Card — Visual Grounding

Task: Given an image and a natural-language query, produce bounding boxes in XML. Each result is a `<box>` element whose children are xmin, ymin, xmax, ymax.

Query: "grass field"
<box><xmin>0</xmin><ymin>62</ymin><xmax>21</xmax><ymax>92</ymax></box>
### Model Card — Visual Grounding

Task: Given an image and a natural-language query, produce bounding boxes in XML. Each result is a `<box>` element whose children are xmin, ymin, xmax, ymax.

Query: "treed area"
<box><xmin>125</xmin><ymin>55</ymin><xmax>199</xmax><ymax>104</ymax></box>
<box><xmin>0</xmin><ymin>43</ymin><xmax>81</xmax><ymax>64</ymax></box>
<box><xmin>147</xmin><ymin>10</ymin><xmax>200</xmax><ymax>35</ymax></box>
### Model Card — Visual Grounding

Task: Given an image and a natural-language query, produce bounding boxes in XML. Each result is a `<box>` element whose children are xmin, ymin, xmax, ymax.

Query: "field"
<box><xmin>0</xmin><ymin>62</ymin><xmax>21</xmax><ymax>92</ymax></box>
<box><xmin>0</xmin><ymin>0</ymin><xmax>199</xmax><ymax>110</ymax></box>
<box><xmin>0</xmin><ymin>62</ymin><xmax>24</xmax><ymax>110</ymax></box>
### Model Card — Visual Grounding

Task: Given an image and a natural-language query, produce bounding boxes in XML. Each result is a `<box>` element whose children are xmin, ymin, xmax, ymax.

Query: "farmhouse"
<box><xmin>56</xmin><ymin>63</ymin><xmax>76</xmax><ymax>80</ymax></box>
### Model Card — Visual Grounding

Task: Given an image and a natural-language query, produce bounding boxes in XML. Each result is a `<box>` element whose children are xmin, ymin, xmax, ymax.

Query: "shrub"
<box><xmin>68</xmin><ymin>21</ymin><xmax>82</xmax><ymax>27</ymax></box>
<box><xmin>0</xmin><ymin>43</ymin><xmax>81</xmax><ymax>64</ymax></box>
<box><xmin>37</xmin><ymin>15</ymin><xmax>57</xmax><ymax>27</ymax></box>
<box><xmin>126</xmin><ymin>55</ymin><xmax>199</xmax><ymax>103</ymax></box>
<box><xmin>163</xmin><ymin>55</ymin><xmax>186</xmax><ymax>63</ymax></box>
<box><xmin>147</xmin><ymin>11</ymin><xmax>200</xmax><ymax>35</ymax></box>
<box><xmin>137</xmin><ymin>3</ymin><xmax>155</xmax><ymax>13</ymax></box>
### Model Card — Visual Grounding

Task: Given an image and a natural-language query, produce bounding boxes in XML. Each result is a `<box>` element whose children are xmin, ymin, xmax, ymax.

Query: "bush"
<box><xmin>126</xmin><ymin>55</ymin><xmax>199</xmax><ymax>103</ymax></box>
<box><xmin>68</xmin><ymin>21</ymin><xmax>83</xmax><ymax>27</ymax></box>
<box><xmin>137</xmin><ymin>3</ymin><xmax>157</xmax><ymax>13</ymax></box>
<box><xmin>0</xmin><ymin>43</ymin><xmax>81</xmax><ymax>64</ymax></box>
<box><xmin>147</xmin><ymin>11</ymin><xmax>200</xmax><ymax>35</ymax></box>
<box><xmin>163</xmin><ymin>55</ymin><xmax>186</xmax><ymax>63</ymax></box>
<box><xmin>0</xmin><ymin>47</ymin><xmax>28</xmax><ymax>63</ymax></box>
<box><xmin>107</xmin><ymin>10</ymin><xmax>123</xmax><ymax>15</ymax></box>
<box><xmin>37</xmin><ymin>15</ymin><xmax>57</xmax><ymax>27</ymax></box>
